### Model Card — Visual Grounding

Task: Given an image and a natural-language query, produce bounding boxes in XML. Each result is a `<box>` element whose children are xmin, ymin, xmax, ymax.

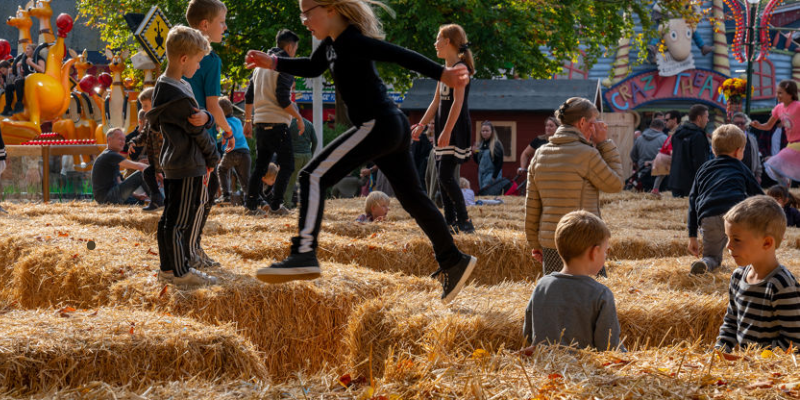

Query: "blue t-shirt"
<box><xmin>185</xmin><ymin>51</ymin><xmax>222</xmax><ymax>142</ymax></box>
<box><xmin>219</xmin><ymin>116</ymin><xmax>249</xmax><ymax>152</ymax></box>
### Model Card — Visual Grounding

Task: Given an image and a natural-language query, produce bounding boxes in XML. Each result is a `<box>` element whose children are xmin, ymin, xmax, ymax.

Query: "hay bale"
<box><xmin>0</xmin><ymin>308</ymin><xmax>268</xmax><ymax>394</ymax></box>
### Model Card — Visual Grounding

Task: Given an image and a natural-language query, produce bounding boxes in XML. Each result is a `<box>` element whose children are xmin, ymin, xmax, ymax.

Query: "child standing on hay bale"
<box><xmin>356</xmin><ymin>191</ymin><xmax>390</xmax><ymax>222</ymax></box>
<box><xmin>525</xmin><ymin>97</ymin><xmax>623</xmax><ymax>276</ymax></box>
<box><xmin>146</xmin><ymin>26</ymin><xmax>220</xmax><ymax>288</ymax></box>
<box><xmin>687</xmin><ymin>124</ymin><xmax>763</xmax><ymax>275</ymax></box>
<box><xmin>523</xmin><ymin>211</ymin><xmax>625</xmax><ymax>352</ymax></box>
<box><xmin>751</xmin><ymin>80</ymin><xmax>800</xmax><ymax>188</ymax></box>
<box><xmin>715</xmin><ymin>196</ymin><xmax>800</xmax><ymax>352</ymax></box>
<box><xmin>767</xmin><ymin>185</ymin><xmax>800</xmax><ymax>228</ymax></box>
<box><xmin>245</xmin><ymin>0</ymin><xmax>476</xmax><ymax>303</ymax></box>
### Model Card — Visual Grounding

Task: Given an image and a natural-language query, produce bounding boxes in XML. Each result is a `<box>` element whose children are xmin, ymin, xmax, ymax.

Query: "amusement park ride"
<box><xmin>0</xmin><ymin>0</ymin><xmax>166</xmax><ymax>200</ymax></box>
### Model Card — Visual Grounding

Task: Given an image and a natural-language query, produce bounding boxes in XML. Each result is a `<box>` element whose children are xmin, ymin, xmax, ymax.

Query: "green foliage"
<box><xmin>323</xmin><ymin>123</ymin><xmax>351</xmax><ymax>147</ymax></box>
<box><xmin>77</xmin><ymin>0</ymin><xmax>700</xmax><ymax>90</ymax></box>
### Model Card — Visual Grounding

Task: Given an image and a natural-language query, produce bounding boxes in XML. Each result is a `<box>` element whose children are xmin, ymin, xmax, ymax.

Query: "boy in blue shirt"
<box><xmin>216</xmin><ymin>96</ymin><xmax>250</xmax><ymax>204</ymax></box>
<box><xmin>184</xmin><ymin>0</ymin><xmax>233</xmax><ymax>268</ymax></box>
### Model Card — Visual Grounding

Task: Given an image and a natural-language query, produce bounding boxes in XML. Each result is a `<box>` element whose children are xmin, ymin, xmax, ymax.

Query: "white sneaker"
<box><xmin>173</xmin><ymin>268</ymin><xmax>219</xmax><ymax>288</ymax></box>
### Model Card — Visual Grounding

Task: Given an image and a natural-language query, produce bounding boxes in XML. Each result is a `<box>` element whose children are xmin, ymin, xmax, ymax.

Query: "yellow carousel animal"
<box><xmin>0</xmin><ymin>13</ymin><xmax>77</xmax><ymax>144</ymax></box>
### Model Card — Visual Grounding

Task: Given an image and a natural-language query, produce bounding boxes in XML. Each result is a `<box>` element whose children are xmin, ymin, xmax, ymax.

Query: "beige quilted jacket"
<box><xmin>525</xmin><ymin>126</ymin><xmax>624</xmax><ymax>250</ymax></box>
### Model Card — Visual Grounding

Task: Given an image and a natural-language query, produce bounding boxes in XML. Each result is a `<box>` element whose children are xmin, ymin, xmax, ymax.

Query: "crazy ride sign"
<box><xmin>603</xmin><ymin>68</ymin><xmax>729</xmax><ymax>112</ymax></box>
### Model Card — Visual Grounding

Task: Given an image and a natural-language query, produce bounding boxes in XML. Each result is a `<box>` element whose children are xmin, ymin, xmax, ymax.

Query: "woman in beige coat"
<box><xmin>525</xmin><ymin>97</ymin><xmax>624</xmax><ymax>275</ymax></box>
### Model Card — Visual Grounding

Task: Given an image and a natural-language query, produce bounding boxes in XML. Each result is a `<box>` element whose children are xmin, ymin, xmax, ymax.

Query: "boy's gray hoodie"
<box><xmin>146</xmin><ymin>75</ymin><xmax>219</xmax><ymax>179</ymax></box>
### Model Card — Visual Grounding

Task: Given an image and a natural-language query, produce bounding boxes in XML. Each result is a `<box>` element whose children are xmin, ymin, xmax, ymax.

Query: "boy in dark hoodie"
<box><xmin>146</xmin><ymin>25</ymin><xmax>220</xmax><ymax>288</ymax></box>
<box><xmin>687</xmin><ymin>124</ymin><xmax>763</xmax><ymax>274</ymax></box>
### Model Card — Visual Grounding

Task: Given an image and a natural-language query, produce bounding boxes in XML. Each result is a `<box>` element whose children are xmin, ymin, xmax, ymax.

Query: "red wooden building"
<box><xmin>401</xmin><ymin>79</ymin><xmax>602</xmax><ymax>191</ymax></box>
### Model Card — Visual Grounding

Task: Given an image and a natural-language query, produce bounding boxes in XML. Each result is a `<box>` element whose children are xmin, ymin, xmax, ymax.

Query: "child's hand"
<box><xmin>243</xmin><ymin>121</ymin><xmax>252</xmax><ymax>138</ymax></box>
<box><xmin>688</xmin><ymin>237</ymin><xmax>700</xmax><ymax>257</ymax></box>
<box><xmin>156</xmin><ymin>172</ymin><xmax>164</xmax><ymax>186</ymax></box>
<box><xmin>189</xmin><ymin>108</ymin><xmax>209</xmax><ymax>127</ymax></box>
<box><xmin>203</xmin><ymin>167</ymin><xmax>213</xmax><ymax>186</ymax></box>
<box><xmin>440</xmin><ymin>63</ymin><xmax>469</xmax><ymax>89</ymax></box>
<box><xmin>437</xmin><ymin>131</ymin><xmax>451</xmax><ymax>148</ymax></box>
<box><xmin>531</xmin><ymin>249</ymin><xmax>543</xmax><ymax>263</ymax></box>
<box><xmin>224</xmin><ymin>135</ymin><xmax>235</xmax><ymax>153</ymax></box>
<box><xmin>245</xmin><ymin>50</ymin><xmax>273</xmax><ymax>70</ymax></box>
<box><xmin>411</xmin><ymin>124</ymin><xmax>424</xmax><ymax>141</ymax></box>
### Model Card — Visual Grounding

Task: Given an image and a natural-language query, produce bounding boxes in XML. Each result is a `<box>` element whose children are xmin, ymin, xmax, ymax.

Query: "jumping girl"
<box><xmin>245</xmin><ymin>0</ymin><xmax>476</xmax><ymax>303</ymax></box>
<box><xmin>412</xmin><ymin>24</ymin><xmax>475</xmax><ymax>234</ymax></box>
<box><xmin>751</xmin><ymin>80</ymin><xmax>800</xmax><ymax>187</ymax></box>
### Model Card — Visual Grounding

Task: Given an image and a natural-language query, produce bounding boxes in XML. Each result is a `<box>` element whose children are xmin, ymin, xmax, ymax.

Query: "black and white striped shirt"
<box><xmin>716</xmin><ymin>265</ymin><xmax>800</xmax><ymax>351</ymax></box>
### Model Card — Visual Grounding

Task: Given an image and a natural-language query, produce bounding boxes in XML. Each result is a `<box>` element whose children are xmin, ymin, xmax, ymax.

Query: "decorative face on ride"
<box><xmin>663</xmin><ymin>18</ymin><xmax>692</xmax><ymax>62</ymax></box>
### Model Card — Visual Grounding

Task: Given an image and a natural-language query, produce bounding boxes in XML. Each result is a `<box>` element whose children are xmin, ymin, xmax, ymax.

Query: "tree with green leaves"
<box><xmin>77</xmin><ymin>0</ymin><xmax>697</xmax><ymax>90</ymax></box>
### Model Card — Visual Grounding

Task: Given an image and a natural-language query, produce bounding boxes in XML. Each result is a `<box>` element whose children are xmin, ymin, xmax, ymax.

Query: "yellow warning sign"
<box><xmin>135</xmin><ymin>6</ymin><xmax>172</xmax><ymax>64</ymax></box>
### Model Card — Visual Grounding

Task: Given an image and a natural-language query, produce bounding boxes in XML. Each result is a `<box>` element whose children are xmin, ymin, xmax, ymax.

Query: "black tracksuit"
<box><xmin>669</xmin><ymin>122</ymin><xmax>710</xmax><ymax>197</ymax></box>
<box><xmin>146</xmin><ymin>75</ymin><xmax>218</xmax><ymax>276</ymax></box>
<box><xmin>273</xmin><ymin>25</ymin><xmax>463</xmax><ymax>269</ymax></box>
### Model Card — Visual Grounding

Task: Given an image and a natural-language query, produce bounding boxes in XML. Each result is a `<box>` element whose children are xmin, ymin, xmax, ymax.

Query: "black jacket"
<box><xmin>688</xmin><ymin>155</ymin><xmax>763</xmax><ymax>237</ymax></box>
<box><xmin>669</xmin><ymin>122</ymin><xmax>710</xmax><ymax>196</ymax></box>
<box><xmin>785</xmin><ymin>204</ymin><xmax>800</xmax><ymax>228</ymax></box>
<box><xmin>146</xmin><ymin>76</ymin><xmax>219</xmax><ymax>179</ymax></box>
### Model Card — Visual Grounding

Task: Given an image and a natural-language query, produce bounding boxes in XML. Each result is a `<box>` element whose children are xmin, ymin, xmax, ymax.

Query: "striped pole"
<box><xmin>601</xmin><ymin>38</ymin><xmax>631</xmax><ymax>87</ymax></box>
<box><xmin>712</xmin><ymin>0</ymin><xmax>730</xmax><ymax>123</ymax></box>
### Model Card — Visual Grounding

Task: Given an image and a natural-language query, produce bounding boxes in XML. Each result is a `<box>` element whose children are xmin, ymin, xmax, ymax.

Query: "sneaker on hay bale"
<box><xmin>431</xmin><ymin>254</ymin><xmax>477</xmax><ymax>303</ymax></box>
<box><xmin>256</xmin><ymin>252</ymin><xmax>321</xmax><ymax>284</ymax></box>
<box><xmin>690</xmin><ymin>260</ymin><xmax>709</xmax><ymax>275</ymax></box>
<box><xmin>172</xmin><ymin>268</ymin><xmax>218</xmax><ymax>288</ymax></box>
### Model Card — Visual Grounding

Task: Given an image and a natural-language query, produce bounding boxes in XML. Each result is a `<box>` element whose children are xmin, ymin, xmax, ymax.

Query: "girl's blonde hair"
<box><xmin>364</xmin><ymin>191</ymin><xmax>390</xmax><ymax>214</ymax></box>
<box><xmin>315</xmin><ymin>0</ymin><xmax>394</xmax><ymax>40</ymax></box>
<box><xmin>263</xmin><ymin>163</ymin><xmax>279</xmax><ymax>183</ymax></box>
<box><xmin>439</xmin><ymin>24</ymin><xmax>474</xmax><ymax>75</ymax></box>
<box><xmin>554</xmin><ymin>97</ymin><xmax>598</xmax><ymax>127</ymax></box>
<box><xmin>459</xmin><ymin>177</ymin><xmax>470</xmax><ymax>189</ymax></box>
<box><xmin>477</xmin><ymin>121</ymin><xmax>499</xmax><ymax>159</ymax></box>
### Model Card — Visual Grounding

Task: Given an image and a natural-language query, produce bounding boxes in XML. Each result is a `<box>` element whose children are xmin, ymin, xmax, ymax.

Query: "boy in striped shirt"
<box><xmin>716</xmin><ymin>195</ymin><xmax>800</xmax><ymax>351</ymax></box>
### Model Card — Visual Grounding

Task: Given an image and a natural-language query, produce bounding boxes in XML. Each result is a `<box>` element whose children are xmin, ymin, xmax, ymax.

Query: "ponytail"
<box><xmin>439</xmin><ymin>24</ymin><xmax>475</xmax><ymax>75</ymax></box>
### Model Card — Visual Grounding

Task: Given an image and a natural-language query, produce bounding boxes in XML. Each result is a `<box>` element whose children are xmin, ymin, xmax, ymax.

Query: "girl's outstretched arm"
<box><xmin>354</xmin><ymin>35</ymin><xmax>469</xmax><ymax>88</ymax></box>
<box><xmin>245</xmin><ymin>45</ymin><xmax>328</xmax><ymax>78</ymax></box>
<box><xmin>750</xmin><ymin>115</ymin><xmax>778</xmax><ymax>131</ymax></box>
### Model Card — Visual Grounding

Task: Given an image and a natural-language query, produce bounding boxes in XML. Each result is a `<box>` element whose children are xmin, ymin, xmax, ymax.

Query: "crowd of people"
<box><xmin>1</xmin><ymin>0</ymin><xmax>799</xmax><ymax>356</ymax></box>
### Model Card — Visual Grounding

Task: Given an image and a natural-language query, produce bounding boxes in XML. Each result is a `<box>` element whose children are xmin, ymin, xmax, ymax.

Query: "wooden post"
<box><xmin>42</xmin><ymin>145</ymin><xmax>50</xmax><ymax>203</ymax></box>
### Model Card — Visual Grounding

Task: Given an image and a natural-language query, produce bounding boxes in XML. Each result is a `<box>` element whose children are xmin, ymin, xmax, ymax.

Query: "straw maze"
<box><xmin>1</xmin><ymin>193</ymin><xmax>800</xmax><ymax>398</ymax></box>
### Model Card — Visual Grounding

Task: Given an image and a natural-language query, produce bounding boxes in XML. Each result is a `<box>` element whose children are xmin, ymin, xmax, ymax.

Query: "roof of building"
<box><xmin>401</xmin><ymin>78</ymin><xmax>602</xmax><ymax>112</ymax></box>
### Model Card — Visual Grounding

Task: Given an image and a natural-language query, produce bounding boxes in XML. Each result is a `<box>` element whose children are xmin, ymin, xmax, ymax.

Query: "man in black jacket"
<box><xmin>669</xmin><ymin>104</ymin><xmax>710</xmax><ymax>197</ymax></box>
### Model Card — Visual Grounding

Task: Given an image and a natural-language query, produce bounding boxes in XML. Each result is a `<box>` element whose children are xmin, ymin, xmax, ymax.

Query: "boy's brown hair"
<box><xmin>555</xmin><ymin>210</ymin><xmax>610</xmax><ymax>263</ymax></box>
<box><xmin>185</xmin><ymin>0</ymin><xmax>227</xmax><ymax>28</ymax></box>
<box><xmin>711</xmin><ymin>124</ymin><xmax>746</xmax><ymax>156</ymax></box>
<box><xmin>218</xmin><ymin>96</ymin><xmax>233</xmax><ymax>117</ymax></box>
<box><xmin>138</xmin><ymin>87</ymin><xmax>154</xmax><ymax>103</ymax></box>
<box><xmin>165</xmin><ymin>25</ymin><xmax>211</xmax><ymax>60</ymax></box>
<box><xmin>724</xmin><ymin>196</ymin><xmax>787</xmax><ymax>248</ymax></box>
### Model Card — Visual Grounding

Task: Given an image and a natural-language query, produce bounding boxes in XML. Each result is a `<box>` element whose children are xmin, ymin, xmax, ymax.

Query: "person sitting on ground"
<box><xmin>91</xmin><ymin>128</ymin><xmax>156</xmax><ymax>205</ymax></box>
<box><xmin>216</xmin><ymin>96</ymin><xmax>251</xmax><ymax>204</ymax></box>
<box><xmin>715</xmin><ymin>196</ymin><xmax>800</xmax><ymax>352</ymax></box>
<box><xmin>523</xmin><ymin>210</ymin><xmax>625</xmax><ymax>351</ymax></box>
<box><xmin>460</xmin><ymin>177</ymin><xmax>475</xmax><ymax>206</ymax></box>
<box><xmin>687</xmin><ymin>124</ymin><xmax>763</xmax><ymax>274</ymax></box>
<box><xmin>525</xmin><ymin>97</ymin><xmax>624</xmax><ymax>276</ymax></box>
<box><xmin>356</xmin><ymin>190</ymin><xmax>391</xmax><ymax>222</ymax></box>
<box><xmin>630</xmin><ymin>118</ymin><xmax>667</xmax><ymax>191</ymax></box>
<box><xmin>670</xmin><ymin>104</ymin><xmax>710</xmax><ymax>197</ymax></box>
<box><xmin>766</xmin><ymin>185</ymin><xmax>800</xmax><ymax>228</ymax></box>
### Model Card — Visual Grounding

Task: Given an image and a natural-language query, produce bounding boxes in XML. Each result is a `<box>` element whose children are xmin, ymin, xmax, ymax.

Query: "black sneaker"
<box><xmin>1</xmin><ymin>106</ymin><xmax>11</xmax><ymax>116</ymax></box>
<box><xmin>432</xmin><ymin>254</ymin><xmax>477</xmax><ymax>303</ymax></box>
<box><xmin>256</xmin><ymin>252</ymin><xmax>322</xmax><ymax>284</ymax></box>
<box><xmin>458</xmin><ymin>219</ymin><xmax>476</xmax><ymax>234</ymax></box>
<box><xmin>142</xmin><ymin>202</ymin><xmax>164</xmax><ymax>212</ymax></box>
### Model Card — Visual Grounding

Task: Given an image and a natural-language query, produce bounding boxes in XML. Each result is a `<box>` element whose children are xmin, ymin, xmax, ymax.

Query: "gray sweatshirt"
<box><xmin>524</xmin><ymin>273</ymin><xmax>625</xmax><ymax>351</ymax></box>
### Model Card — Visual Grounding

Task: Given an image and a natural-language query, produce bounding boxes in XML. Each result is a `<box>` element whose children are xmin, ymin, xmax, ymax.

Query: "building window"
<box><xmin>554</xmin><ymin>50</ymin><xmax>589</xmax><ymax>80</ymax></box>
<box><xmin>478</xmin><ymin>121</ymin><xmax>517</xmax><ymax>163</ymax></box>
<box><xmin>752</xmin><ymin>58</ymin><xmax>775</xmax><ymax>100</ymax></box>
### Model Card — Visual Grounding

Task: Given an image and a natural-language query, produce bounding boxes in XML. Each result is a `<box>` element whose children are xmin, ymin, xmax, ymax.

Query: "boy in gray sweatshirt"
<box><xmin>523</xmin><ymin>210</ymin><xmax>625</xmax><ymax>351</ymax></box>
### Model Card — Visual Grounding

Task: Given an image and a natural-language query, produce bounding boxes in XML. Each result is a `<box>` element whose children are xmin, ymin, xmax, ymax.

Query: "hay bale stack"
<box><xmin>0</xmin><ymin>308</ymin><xmax>268</xmax><ymax>394</ymax></box>
<box><xmin>109</xmin><ymin>261</ymin><xmax>438</xmax><ymax>380</ymax></box>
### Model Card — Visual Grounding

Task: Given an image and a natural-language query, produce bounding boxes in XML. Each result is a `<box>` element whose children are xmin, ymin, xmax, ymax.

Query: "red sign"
<box><xmin>603</xmin><ymin>68</ymin><xmax>729</xmax><ymax>112</ymax></box>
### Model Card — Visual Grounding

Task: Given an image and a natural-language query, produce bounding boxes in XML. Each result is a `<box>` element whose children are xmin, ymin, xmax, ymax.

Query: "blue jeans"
<box><xmin>100</xmin><ymin>171</ymin><xmax>144</xmax><ymax>205</ymax></box>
